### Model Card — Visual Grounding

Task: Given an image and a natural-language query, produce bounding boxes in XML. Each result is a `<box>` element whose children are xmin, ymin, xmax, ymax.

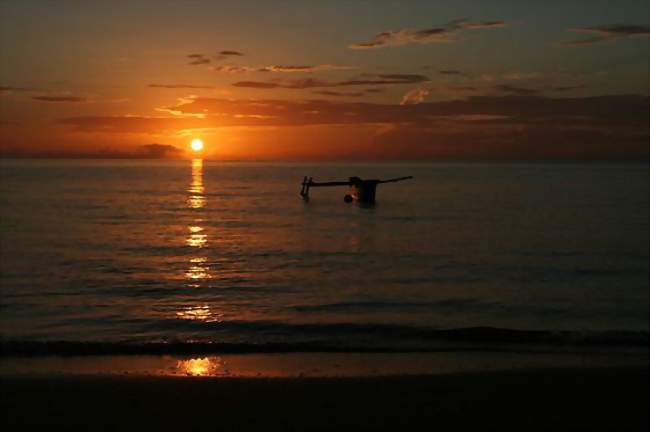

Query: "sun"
<box><xmin>190</xmin><ymin>138</ymin><xmax>204</xmax><ymax>152</ymax></box>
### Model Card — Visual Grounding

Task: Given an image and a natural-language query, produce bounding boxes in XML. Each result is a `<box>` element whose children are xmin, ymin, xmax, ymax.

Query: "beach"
<box><xmin>2</xmin><ymin>363</ymin><xmax>647</xmax><ymax>431</ymax></box>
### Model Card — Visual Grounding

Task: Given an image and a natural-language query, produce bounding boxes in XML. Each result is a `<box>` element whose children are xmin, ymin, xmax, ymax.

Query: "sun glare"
<box><xmin>191</xmin><ymin>138</ymin><xmax>204</xmax><ymax>152</ymax></box>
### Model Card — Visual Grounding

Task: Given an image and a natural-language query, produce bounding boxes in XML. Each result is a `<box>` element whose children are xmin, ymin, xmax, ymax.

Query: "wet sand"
<box><xmin>2</xmin><ymin>365</ymin><xmax>647</xmax><ymax>431</ymax></box>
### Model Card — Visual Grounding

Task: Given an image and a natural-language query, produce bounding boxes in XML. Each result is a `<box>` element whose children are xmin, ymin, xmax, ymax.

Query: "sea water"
<box><xmin>0</xmin><ymin>160</ymin><xmax>648</xmax><ymax>349</ymax></box>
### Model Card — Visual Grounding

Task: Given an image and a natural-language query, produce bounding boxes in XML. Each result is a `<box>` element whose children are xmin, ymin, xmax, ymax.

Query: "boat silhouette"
<box><xmin>300</xmin><ymin>175</ymin><xmax>412</xmax><ymax>204</ymax></box>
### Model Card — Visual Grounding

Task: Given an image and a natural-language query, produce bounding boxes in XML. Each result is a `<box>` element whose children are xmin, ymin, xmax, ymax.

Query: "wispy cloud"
<box><xmin>564</xmin><ymin>24</ymin><xmax>650</xmax><ymax>46</ymax></box>
<box><xmin>258</xmin><ymin>64</ymin><xmax>357</xmax><ymax>73</ymax></box>
<box><xmin>65</xmin><ymin>95</ymin><xmax>645</xmax><ymax>130</ymax></box>
<box><xmin>215</xmin><ymin>50</ymin><xmax>244</xmax><ymax>60</ymax></box>
<box><xmin>59</xmin><ymin>95</ymin><xmax>649</xmax><ymax>160</ymax></box>
<box><xmin>400</xmin><ymin>87</ymin><xmax>430</xmax><ymax>105</ymax></box>
<box><xmin>349</xmin><ymin>19</ymin><xmax>506</xmax><ymax>49</ymax></box>
<box><xmin>209</xmin><ymin>64</ymin><xmax>258</xmax><ymax>73</ymax></box>
<box><xmin>187</xmin><ymin>54</ymin><xmax>210</xmax><ymax>65</ymax></box>
<box><xmin>187</xmin><ymin>50</ymin><xmax>244</xmax><ymax>65</ymax></box>
<box><xmin>313</xmin><ymin>88</ymin><xmax>382</xmax><ymax>97</ymax></box>
<box><xmin>208</xmin><ymin>63</ymin><xmax>356</xmax><ymax>74</ymax></box>
<box><xmin>148</xmin><ymin>84</ymin><xmax>215</xmax><ymax>89</ymax></box>
<box><xmin>438</xmin><ymin>70</ymin><xmax>468</xmax><ymax>76</ymax></box>
<box><xmin>32</xmin><ymin>95</ymin><xmax>89</xmax><ymax>103</ymax></box>
<box><xmin>313</xmin><ymin>90</ymin><xmax>365</xmax><ymax>97</ymax></box>
<box><xmin>0</xmin><ymin>85</ymin><xmax>35</xmax><ymax>95</ymax></box>
<box><xmin>233</xmin><ymin>74</ymin><xmax>429</xmax><ymax>89</ymax></box>
<box><xmin>493</xmin><ymin>84</ymin><xmax>540</xmax><ymax>96</ymax></box>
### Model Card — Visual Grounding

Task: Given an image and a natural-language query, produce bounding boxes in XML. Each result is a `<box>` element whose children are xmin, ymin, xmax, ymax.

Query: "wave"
<box><xmin>2</xmin><ymin>326</ymin><xmax>647</xmax><ymax>357</ymax></box>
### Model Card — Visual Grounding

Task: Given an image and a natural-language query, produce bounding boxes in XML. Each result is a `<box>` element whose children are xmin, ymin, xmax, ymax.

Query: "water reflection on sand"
<box><xmin>177</xmin><ymin>357</ymin><xmax>224</xmax><ymax>376</ymax></box>
<box><xmin>2</xmin><ymin>352</ymin><xmax>646</xmax><ymax>378</ymax></box>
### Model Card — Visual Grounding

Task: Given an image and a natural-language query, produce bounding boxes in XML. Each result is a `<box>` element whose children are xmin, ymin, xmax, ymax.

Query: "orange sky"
<box><xmin>1</xmin><ymin>1</ymin><xmax>648</xmax><ymax>161</ymax></box>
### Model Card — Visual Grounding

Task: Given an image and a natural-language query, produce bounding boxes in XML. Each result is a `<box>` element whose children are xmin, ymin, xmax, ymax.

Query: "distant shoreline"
<box><xmin>1</xmin><ymin>156</ymin><xmax>649</xmax><ymax>164</ymax></box>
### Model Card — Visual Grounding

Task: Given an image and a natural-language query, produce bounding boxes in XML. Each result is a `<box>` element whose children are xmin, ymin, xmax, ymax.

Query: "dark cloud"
<box><xmin>494</xmin><ymin>85</ymin><xmax>540</xmax><ymax>96</ymax></box>
<box><xmin>232</xmin><ymin>74</ymin><xmax>429</xmax><ymax>89</ymax></box>
<box><xmin>215</xmin><ymin>50</ymin><xmax>244</xmax><ymax>61</ymax></box>
<box><xmin>0</xmin><ymin>85</ymin><xmax>34</xmax><ymax>95</ymax></box>
<box><xmin>449</xmin><ymin>85</ymin><xmax>478</xmax><ymax>92</ymax></box>
<box><xmin>136</xmin><ymin>144</ymin><xmax>183</xmax><ymax>158</ymax></box>
<box><xmin>313</xmin><ymin>90</ymin><xmax>365</xmax><ymax>97</ymax></box>
<box><xmin>59</xmin><ymin>94</ymin><xmax>648</xmax><ymax>161</ymax></box>
<box><xmin>32</xmin><ymin>95</ymin><xmax>88</xmax><ymax>102</ymax></box>
<box><xmin>2</xmin><ymin>144</ymin><xmax>185</xmax><ymax>159</ymax></box>
<box><xmin>148</xmin><ymin>84</ymin><xmax>215</xmax><ymax>89</ymax></box>
<box><xmin>551</xmin><ymin>85</ymin><xmax>585</xmax><ymax>92</ymax></box>
<box><xmin>439</xmin><ymin>70</ymin><xmax>467</xmax><ymax>76</ymax></box>
<box><xmin>187</xmin><ymin>54</ymin><xmax>210</xmax><ymax>65</ymax></box>
<box><xmin>350</xmin><ymin>19</ymin><xmax>506</xmax><ymax>49</ymax></box>
<box><xmin>564</xmin><ymin>24</ymin><xmax>650</xmax><ymax>46</ymax></box>
<box><xmin>62</xmin><ymin>94</ymin><xmax>647</xmax><ymax>129</ymax></box>
<box><xmin>232</xmin><ymin>80</ymin><xmax>284</xmax><ymax>88</ymax></box>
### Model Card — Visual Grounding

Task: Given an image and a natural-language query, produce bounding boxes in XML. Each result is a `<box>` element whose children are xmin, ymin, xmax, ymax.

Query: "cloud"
<box><xmin>438</xmin><ymin>70</ymin><xmax>467</xmax><ymax>76</ymax></box>
<box><xmin>207</xmin><ymin>63</ymin><xmax>356</xmax><ymax>74</ymax></box>
<box><xmin>313</xmin><ymin>90</ymin><xmax>365</xmax><ymax>97</ymax></box>
<box><xmin>258</xmin><ymin>64</ymin><xmax>356</xmax><ymax>73</ymax></box>
<box><xmin>2</xmin><ymin>143</ymin><xmax>185</xmax><ymax>159</ymax></box>
<box><xmin>401</xmin><ymin>87</ymin><xmax>430</xmax><ymax>105</ymax></box>
<box><xmin>232</xmin><ymin>74</ymin><xmax>429</xmax><ymax>89</ymax></box>
<box><xmin>187</xmin><ymin>54</ymin><xmax>210</xmax><ymax>65</ymax></box>
<box><xmin>493</xmin><ymin>84</ymin><xmax>540</xmax><ymax>96</ymax></box>
<box><xmin>312</xmin><ymin>88</ymin><xmax>382</xmax><ymax>97</ymax></box>
<box><xmin>32</xmin><ymin>95</ymin><xmax>89</xmax><ymax>102</ymax></box>
<box><xmin>0</xmin><ymin>85</ymin><xmax>34</xmax><ymax>95</ymax></box>
<box><xmin>136</xmin><ymin>143</ymin><xmax>183</xmax><ymax>158</ymax></box>
<box><xmin>209</xmin><ymin>64</ymin><xmax>258</xmax><ymax>74</ymax></box>
<box><xmin>449</xmin><ymin>85</ymin><xmax>478</xmax><ymax>92</ymax></box>
<box><xmin>59</xmin><ymin>94</ymin><xmax>649</xmax><ymax>161</ymax></box>
<box><xmin>349</xmin><ymin>19</ymin><xmax>506</xmax><ymax>49</ymax></box>
<box><xmin>215</xmin><ymin>50</ymin><xmax>244</xmax><ymax>61</ymax></box>
<box><xmin>551</xmin><ymin>85</ymin><xmax>584</xmax><ymax>92</ymax></box>
<box><xmin>62</xmin><ymin>94</ymin><xmax>647</xmax><ymax>130</ymax></box>
<box><xmin>218</xmin><ymin>50</ymin><xmax>243</xmax><ymax>56</ymax></box>
<box><xmin>148</xmin><ymin>84</ymin><xmax>215</xmax><ymax>89</ymax></box>
<box><xmin>564</xmin><ymin>24</ymin><xmax>650</xmax><ymax>46</ymax></box>
<box><xmin>503</xmin><ymin>72</ymin><xmax>542</xmax><ymax>81</ymax></box>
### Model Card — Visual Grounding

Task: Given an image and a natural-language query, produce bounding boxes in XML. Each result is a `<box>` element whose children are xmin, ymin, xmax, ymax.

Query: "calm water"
<box><xmin>0</xmin><ymin>160</ymin><xmax>648</xmax><ymax>348</ymax></box>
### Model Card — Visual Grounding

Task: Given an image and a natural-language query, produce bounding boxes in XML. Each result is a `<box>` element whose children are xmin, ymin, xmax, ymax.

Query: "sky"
<box><xmin>0</xmin><ymin>0</ymin><xmax>648</xmax><ymax>161</ymax></box>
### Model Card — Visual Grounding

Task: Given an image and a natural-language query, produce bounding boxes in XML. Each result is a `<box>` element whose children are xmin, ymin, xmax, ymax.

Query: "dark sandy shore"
<box><xmin>1</xmin><ymin>366</ymin><xmax>647</xmax><ymax>431</ymax></box>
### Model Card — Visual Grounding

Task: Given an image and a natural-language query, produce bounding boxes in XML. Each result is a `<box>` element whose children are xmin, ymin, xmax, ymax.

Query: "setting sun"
<box><xmin>190</xmin><ymin>138</ymin><xmax>204</xmax><ymax>152</ymax></box>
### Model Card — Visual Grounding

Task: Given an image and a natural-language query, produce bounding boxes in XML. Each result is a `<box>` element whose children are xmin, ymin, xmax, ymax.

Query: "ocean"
<box><xmin>0</xmin><ymin>159</ymin><xmax>648</xmax><ymax>352</ymax></box>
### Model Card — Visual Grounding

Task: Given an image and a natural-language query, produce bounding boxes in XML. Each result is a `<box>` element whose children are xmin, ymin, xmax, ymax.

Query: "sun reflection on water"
<box><xmin>175</xmin><ymin>304</ymin><xmax>221</xmax><ymax>322</ymax></box>
<box><xmin>177</xmin><ymin>357</ymin><xmax>223</xmax><ymax>376</ymax></box>
<box><xmin>187</xmin><ymin>158</ymin><xmax>205</xmax><ymax>209</ymax></box>
<box><xmin>181</xmin><ymin>159</ymin><xmax>213</xmax><ymax>324</ymax></box>
<box><xmin>186</xmin><ymin>225</ymin><xmax>207</xmax><ymax>248</ymax></box>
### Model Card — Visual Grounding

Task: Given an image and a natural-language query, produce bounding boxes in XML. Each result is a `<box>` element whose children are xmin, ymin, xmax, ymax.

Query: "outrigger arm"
<box><xmin>300</xmin><ymin>175</ymin><xmax>412</xmax><ymax>204</ymax></box>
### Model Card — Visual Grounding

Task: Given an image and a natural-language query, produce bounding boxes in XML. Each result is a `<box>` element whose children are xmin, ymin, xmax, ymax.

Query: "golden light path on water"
<box><xmin>178</xmin><ymin>158</ymin><xmax>219</xmax><ymax>323</ymax></box>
